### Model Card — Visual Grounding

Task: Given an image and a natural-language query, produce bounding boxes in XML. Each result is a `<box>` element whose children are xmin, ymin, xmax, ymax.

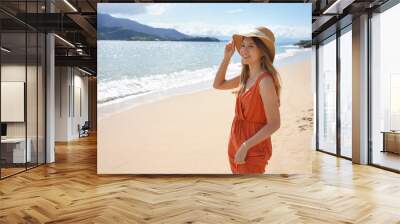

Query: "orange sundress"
<box><xmin>228</xmin><ymin>72</ymin><xmax>273</xmax><ymax>174</ymax></box>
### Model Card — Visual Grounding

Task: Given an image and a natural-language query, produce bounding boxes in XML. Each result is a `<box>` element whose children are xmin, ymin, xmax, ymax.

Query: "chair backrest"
<box><xmin>82</xmin><ymin>121</ymin><xmax>90</xmax><ymax>129</ymax></box>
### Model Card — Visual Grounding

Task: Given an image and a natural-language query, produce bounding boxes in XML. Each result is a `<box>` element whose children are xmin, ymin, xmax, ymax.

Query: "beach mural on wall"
<box><xmin>97</xmin><ymin>3</ymin><xmax>313</xmax><ymax>174</ymax></box>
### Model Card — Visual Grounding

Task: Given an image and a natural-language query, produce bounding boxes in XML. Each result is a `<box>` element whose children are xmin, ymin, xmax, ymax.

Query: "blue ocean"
<box><xmin>97</xmin><ymin>41</ymin><xmax>310</xmax><ymax>106</ymax></box>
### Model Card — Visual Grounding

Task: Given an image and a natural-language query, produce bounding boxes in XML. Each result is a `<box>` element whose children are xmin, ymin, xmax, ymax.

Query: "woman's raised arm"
<box><xmin>213</xmin><ymin>40</ymin><xmax>240</xmax><ymax>90</ymax></box>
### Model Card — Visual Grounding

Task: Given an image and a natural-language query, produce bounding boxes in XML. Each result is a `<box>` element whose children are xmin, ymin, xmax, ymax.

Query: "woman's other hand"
<box><xmin>234</xmin><ymin>142</ymin><xmax>249</xmax><ymax>164</ymax></box>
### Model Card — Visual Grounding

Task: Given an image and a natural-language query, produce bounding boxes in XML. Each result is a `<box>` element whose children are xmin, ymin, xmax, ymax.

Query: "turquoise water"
<box><xmin>97</xmin><ymin>41</ymin><xmax>309</xmax><ymax>104</ymax></box>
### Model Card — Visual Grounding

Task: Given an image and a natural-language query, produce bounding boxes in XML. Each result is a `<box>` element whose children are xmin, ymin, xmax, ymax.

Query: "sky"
<box><xmin>98</xmin><ymin>3</ymin><xmax>311</xmax><ymax>40</ymax></box>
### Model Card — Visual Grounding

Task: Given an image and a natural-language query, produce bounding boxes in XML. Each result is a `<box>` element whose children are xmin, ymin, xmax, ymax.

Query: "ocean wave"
<box><xmin>280</xmin><ymin>44</ymin><xmax>298</xmax><ymax>48</ymax></box>
<box><xmin>98</xmin><ymin>48</ymin><xmax>310</xmax><ymax>105</ymax></box>
<box><xmin>275</xmin><ymin>47</ymin><xmax>311</xmax><ymax>61</ymax></box>
<box><xmin>98</xmin><ymin>63</ymin><xmax>242</xmax><ymax>104</ymax></box>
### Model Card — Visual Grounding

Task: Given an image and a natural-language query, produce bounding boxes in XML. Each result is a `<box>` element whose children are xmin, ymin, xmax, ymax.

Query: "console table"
<box><xmin>1</xmin><ymin>138</ymin><xmax>32</xmax><ymax>164</ymax></box>
<box><xmin>381</xmin><ymin>131</ymin><xmax>400</xmax><ymax>154</ymax></box>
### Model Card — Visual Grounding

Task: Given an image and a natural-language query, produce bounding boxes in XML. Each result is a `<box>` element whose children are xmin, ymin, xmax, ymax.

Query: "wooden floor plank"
<box><xmin>0</xmin><ymin>134</ymin><xmax>399</xmax><ymax>223</ymax></box>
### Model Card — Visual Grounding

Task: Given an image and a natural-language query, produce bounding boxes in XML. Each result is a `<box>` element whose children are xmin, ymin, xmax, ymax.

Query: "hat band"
<box><xmin>238</xmin><ymin>31</ymin><xmax>274</xmax><ymax>43</ymax></box>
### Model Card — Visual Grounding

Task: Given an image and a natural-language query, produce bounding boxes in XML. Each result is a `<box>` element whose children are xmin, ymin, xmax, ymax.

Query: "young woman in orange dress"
<box><xmin>213</xmin><ymin>27</ymin><xmax>281</xmax><ymax>174</ymax></box>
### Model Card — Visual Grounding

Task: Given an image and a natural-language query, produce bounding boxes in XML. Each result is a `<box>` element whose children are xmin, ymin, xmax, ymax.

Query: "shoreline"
<box><xmin>98</xmin><ymin>48</ymin><xmax>311</xmax><ymax>119</ymax></box>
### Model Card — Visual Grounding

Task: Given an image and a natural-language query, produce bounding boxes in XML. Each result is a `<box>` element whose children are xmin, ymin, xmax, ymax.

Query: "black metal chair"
<box><xmin>79</xmin><ymin>121</ymin><xmax>90</xmax><ymax>138</ymax></box>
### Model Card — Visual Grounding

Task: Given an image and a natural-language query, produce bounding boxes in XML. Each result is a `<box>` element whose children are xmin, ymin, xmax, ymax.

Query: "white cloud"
<box><xmin>100</xmin><ymin>3</ymin><xmax>174</xmax><ymax>17</ymax></box>
<box><xmin>226</xmin><ymin>9</ymin><xmax>243</xmax><ymax>14</ymax></box>
<box><xmin>146</xmin><ymin>22</ymin><xmax>252</xmax><ymax>36</ymax></box>
<box><xmin>98</xmin><ymin>4</ymin><xmax>146</xmax><ymax>16</ymax></box>
<box><xmin>145</xmin><ymin>22</ymin><xmax>309</xmax><ymax>39</ymax></box>
<box><xmin>145</xmin><ymin>4</ymin><xmax>174</xmax><ymax>16</ymax></box>
<box><xmin>269</xmin><ymin>25</ymin><xmax>310</xmax><ymax>39</ymax></box>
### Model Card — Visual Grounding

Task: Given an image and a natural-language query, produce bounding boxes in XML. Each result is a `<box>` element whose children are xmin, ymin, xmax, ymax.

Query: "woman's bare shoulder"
<box><xmin>258</xmin><ymin>74</ymin><xmax>274</xmax><ymax>88</ymax></box>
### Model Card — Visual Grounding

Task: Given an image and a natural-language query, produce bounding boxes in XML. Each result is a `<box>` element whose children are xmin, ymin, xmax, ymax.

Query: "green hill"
<box><xmin>98</xmin><ymin>24</ymin><xmax>220</xmax><ymax>42</ymax></box>
<box><xmin>294</xmin><ymin>40</ymin><xmax>312</xmax><ymax>48</ymax></box>
<box><xmin>98</xmin><ymin>26</ymin><xmax>167</xmax><ymax>41</ymax></box>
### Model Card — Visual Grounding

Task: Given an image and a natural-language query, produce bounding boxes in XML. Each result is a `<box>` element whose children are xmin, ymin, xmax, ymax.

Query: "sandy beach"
<box><xmin>98</xmin><ymin>58</ymin><xmax>313</xmax><ymax>174</ymax></box>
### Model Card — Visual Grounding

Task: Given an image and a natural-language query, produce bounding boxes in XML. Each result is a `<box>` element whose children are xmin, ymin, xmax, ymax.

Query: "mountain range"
<box><xmin>97</xmin><ymin>14</ymin><xmax>220</xmax><ymax>42</ymax></box>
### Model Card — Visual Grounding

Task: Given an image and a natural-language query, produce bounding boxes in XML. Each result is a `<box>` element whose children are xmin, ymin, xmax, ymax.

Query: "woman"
<box><xmin>213</xmin><ymin>26</ymin><xmax>281</xmax><ymax>174</ymax></box>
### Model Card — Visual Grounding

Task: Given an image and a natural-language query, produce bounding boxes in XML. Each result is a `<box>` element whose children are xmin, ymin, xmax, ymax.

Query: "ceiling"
<box><xmin>311</xmin><ymin>0</ymin><xmax>389</xmax><ymax>42</ymax></box>
<box><xmin>0</xmin><ymin>0</ymin><xmax>393</xmax><ymax>76</ymax></box>
<box><xmin>1</xmin><ymin>0</ymin><xmax>97</xmax><ymax>74</ymax></box>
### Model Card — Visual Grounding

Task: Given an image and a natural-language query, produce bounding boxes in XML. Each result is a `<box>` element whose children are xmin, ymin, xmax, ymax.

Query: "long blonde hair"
<box><xmin>236</xmin><ymin>37</ymin><xmax>282</xmax><ymax>106</ymax></box>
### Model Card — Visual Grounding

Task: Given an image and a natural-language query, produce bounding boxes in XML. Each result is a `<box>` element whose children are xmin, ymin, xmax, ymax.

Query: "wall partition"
<box><xmin>339</xmin><ymin>25</ymin><xmax>352</xmax><ymax>159</ymax></box>
<box><xmin>317</xmin><ymin>34</ymin><xmax>337</xmax><ymax>155</ymax></box>
<box><xmin>0</xmin><ymin>1</ymin><xmax>46</xmax><ymax>179</ymax></box>
<box><xmin>0</xmin><ymin>30</ymin><xmax>28</xmax><ymax>178</ymax></box>
<box><xmin>370</xmin><ymin>2</ymin><xmax>400</xmax><ymax>172</ymax></box>
<box><xmin>315</xmin><ymin>21</ymin><xmax>353</xmax><ymax>160</ymax></box>
<box><xmin>314</xmin><ymin>1</ymin><xmax>400</xmax><ymax>172</ymax></box>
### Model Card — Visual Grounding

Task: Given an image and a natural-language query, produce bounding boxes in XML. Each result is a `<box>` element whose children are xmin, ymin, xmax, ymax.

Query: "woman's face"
<box><xmin>239</xmin><ymin>37</ymin><xmax>262</xmax><ymax>65</ymax></box>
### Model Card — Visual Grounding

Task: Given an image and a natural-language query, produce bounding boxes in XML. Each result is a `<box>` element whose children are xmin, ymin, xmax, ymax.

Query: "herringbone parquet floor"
<box><xmin>1</xmin><ymin>134</ymin><xmax>400</xmax><ymax>224</ymax></box>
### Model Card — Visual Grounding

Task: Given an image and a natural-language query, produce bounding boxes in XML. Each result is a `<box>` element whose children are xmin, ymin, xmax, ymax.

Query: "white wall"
<box><xmin>55</xmin><ymin>66</ymin><xmax>70</xmax><ymax>141</ymax></box>
<box><xmin>1</xmin><ymin>63</ymin><xmax>46</xmax><ymax>164</ymax></box>
<box><xmin>1</xmin><ymin>65</ymin><xmax>37</xmax><ymax>138</ymax></box>
<box><xmin>70</xmin><ymin>72</ymin><xmax>89</xmax><ymax>138</ymax></box>
<box><xmin>1</xmin><ymin>65</ymin><xmax>25</xmax><ymax>131</ymax></box>
<box><xmin>76</xmin><ymin>71</ymin><xmax>89</xmax><ymax>138</ymax></box>
<box><xmin>55</xmin><ymin>67</ymin><xmax>89</xmax><ymax>141</ymax></box>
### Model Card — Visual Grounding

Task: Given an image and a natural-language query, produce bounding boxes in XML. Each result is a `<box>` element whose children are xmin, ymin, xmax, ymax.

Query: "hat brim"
<box><xmin>232</xmin><ymin>34</ymin><xmax>275</xmax><ymax>62</ymax></box>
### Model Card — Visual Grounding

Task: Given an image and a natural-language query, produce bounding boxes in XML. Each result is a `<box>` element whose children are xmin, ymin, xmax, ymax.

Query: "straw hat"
<box><xmin>232</xmin><ymin>26</ymin><xmax>276</xmax><ymax>62</ymax></box>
